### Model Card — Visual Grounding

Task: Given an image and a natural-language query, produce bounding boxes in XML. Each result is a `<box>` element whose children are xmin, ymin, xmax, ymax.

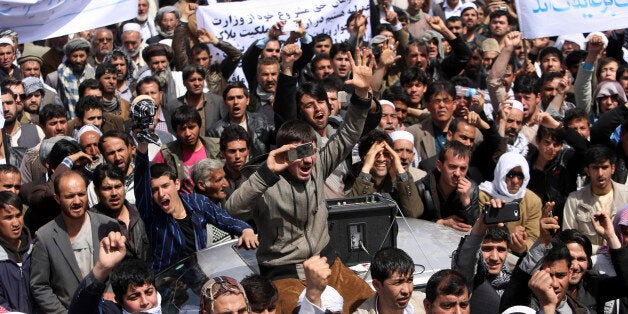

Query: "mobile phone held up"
<box><xmin>287</xmin><ymin>143</ymin><xmax>316</xmax><ymax>162</ymax></box>
<box><xmin>483</xmin><ymin>202</ymin><xmax>520</xmax><ymax>224</ymax></box>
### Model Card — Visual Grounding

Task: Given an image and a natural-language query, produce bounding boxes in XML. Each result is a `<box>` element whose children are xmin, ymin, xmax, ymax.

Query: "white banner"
<box><xmin>196</xmin><ymin>0</ymin><xmax>370</xmax><ymax>83</ymax></box>
<box><xmin>515</xmin><ymin>0</ymin><xmax>628</xmax><ymax>39</ymax></box>
<box><xmin>0</xmin><ymin>0</ymin><xmax>138</xmax><ymax>43</ymax></box>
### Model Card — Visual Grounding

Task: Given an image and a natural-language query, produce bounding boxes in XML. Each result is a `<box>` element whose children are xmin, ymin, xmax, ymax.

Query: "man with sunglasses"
<box><xmin>478</xmin><ymin>152</ymin><xmax>542</xmax><ymax>251</ymax></box>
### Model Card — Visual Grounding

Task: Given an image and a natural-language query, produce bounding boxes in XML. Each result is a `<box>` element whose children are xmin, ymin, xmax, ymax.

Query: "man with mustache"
<box><xmin>219</xmin><ymin>125</ymin><xmax>250</xmax><ymax>200</ymax></box>
<box><xmin>132</xmin><ymin>0</ymin><xmax>157</xmax><ymax>43</ymax></box>
<box><xmin>139</xmin><ymin>43</ymin><xmax>185</xmax><ymax>106</ymax></box>
<box><xmin>120</xmin><ymin>23</ymin><xmax>148</xmax><ymax>79</ymax></box>
<box><xmin>91</xmin><ymin>163</ymin><xmax>150</xmax><ymax>261</ymax></box>
<box><xmin>46</xmin><ymin>38</ymin><xmax>95</xmax><ymax>117</ymax></box>
<box><xmin>0</xmin><ymin>87</ymin><xmax>44</xmax><ymax>168</ymax></box>
<box><xmin>208</xmin><ymin>82</ymin><xmax>274</xmax><ymax>159</ymax></box>
<box><xmin>87</xmin><ymin>28</ymin><xmax>114</xmax><ymax>67</ymax></box>
<box><xmin>378</xmin><ymin>100</ymin><xmax>399</xmax><ymax>134</ymax></box>
<box><xmin>147</xmin><ymin>6</ymin><xmax>179</xmax><ymax>45</ymax></box>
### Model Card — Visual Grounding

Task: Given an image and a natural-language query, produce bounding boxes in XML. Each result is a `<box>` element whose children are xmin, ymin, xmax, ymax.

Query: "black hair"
<box><xmin>98</xmin><ymin>130</ymin><xmax>133</xmax><ymax>156</ymax></box>
<box><xmin>191</xmin><ymin>43</ymin><xmax>211</xmax><ymax>56</ymax></box>
<box><xmin>358</xmin><ymin>129</ymin><xmax>393</xmax><ymax>159</ymax></box>
<box><xmin>584</xmin><ymin>144</ymin><xmax>616</xmax><ymax>166</ymax></box>
<box><xmin>320</xmin><ymin>76</ymin><xmax>344</xmax><ymax>93</ymax></box>
<box><xmin>311</xmin><ymin>54</ymin><xmax>332</xmax><ymax>71</ymax></box>
<box><xmin>313</xmin><ymin>33</ymin><xmax>332</xmax><ymax>44</ymax></box>
<box><xmin>425</xmin><ymin>80</ymin><xmax>456</xmax><ymax>103</ymax></box>
<box><xmin>48</xmin><ymin>139</ymin><xmax>81</xmax><ymax>170</ymax></box>
<box><xmin>93</xmin><ymin>163</ymin><xmax>125</xmax><ymax>191</ymax></box>
<box><xmin>39</xmin><ymin>104</ymin><xmax>67</xmax><ymax>126</ymax></box>
<box><xmin>111</xmin><ymin>258</ymin><xmax>155</xmax><ymax>304</ymax></box>
<box><xmin>617</xmin><ymin>63</ymin><xmax>628</xmax><ymax>83</ymax></box>
<box><xmin>400</xmin><ymin>66</ymin><xmax>429</xmax><ymax>87</ymax></box>
<box><xmin>75</xmin><ymin>96</ymin><xmax>103</xmax><ymax>120</ymax></box>
<box><xmin>565</xmin><ymin>50</ymin><xmax>588</xmax><ymax>70</ymax></box>
<box><xmin>295</xmin><ymin>82</ymin><xmax>330</xmax><ymax>121</ymax></box>
<box><xmin>563</xmin><ymin>107</ymin><xmax>589</xmax><ymax>126</ymax></box>
<box><xmin>556</xmin><ymin>229</ymin><xmax>592</xmax><ymax>269</ymax></box>
<box><xmin>0</xmin><ymin>87</ymin><xmax>13</xmax><ymax>99</ymax></box>
<box><xmin>513</xmin><ymin>74</ymin><xmax>539</xmax><ymax>94</ymax></box>
<box><xmin>425</xmin><ymin>269</ymin><xmax>468</xmax><ymax>302</ymax></box>
<box><xmin>542</xmin><ymin>241</ymin><xmax>573</xmax><ymax>269</ymax></box>
<box><xmin>78</xmin><ymin>79</ymin><xmax>102</xmax><ymax>98</ymax></box>
<box><xmin>329</xmin><ymin>42</ymin><xmax>352</xmax><ymax>59</ymax></box>
<box><xmin>536</xmin><ymin>125</ymin><xmax>565</xmax><ymax>145</ymax></box>
<box><xmin>376</xmin><ymin>23</ymin><xmax>394</xmax><ymax>36</ymax></box>
<box><xmin>182</xmin><ymin>64</ymin><xmax>206</xmax><ymax>81</ymax></box>
<box><xmin>437</xmin><ymin>140</ymin><xmax>472</xmax><ymax>163</ymax></box>
<box><xmin>95</xmin><ymin>63</ymin><xmax>118</xmax><ymax>80</ymax></box>
<box><xmin>446</xmin><ymin>16</ymin><xmax>463</xmax><ymax>24</ymax></box>
<box><xmin>150</xmin><ymin>163</ymin><xmax>178</xmax><ymax>181</ymax></box>
<box><xmin>488</xmin><ymin>10</ymin><xmax>514</xmax><ymax>25</ymax></box>
<box><xmin>536</xmin><ymin>72</ymin><xmax>565</xmax><ymax>93</ymax></box>
<box><xmin>275</xmin><ymin>120</ymin><xmax>317</xmax><ymax>147</ymax></box>
<box><xmin>450</xmin><ymin>75</ymin><xmax>474</xmax><ymax>88</ymax></box>
<box><xmin>0</xmin><ymin>190</ymin><xmax>22</xmax><ymax>214</ymax></box>
<box><xmin>171</xmin><ymin>105</ymin><xmax>202</xmax><ymax>132</ymax></box>
<box><xmin>135</xmin><ymin>76</ymin><xmax>163</xmax><ymax>95</ymax></box>
<box><xmin>240</xmin><ymin>275</ymin><xmax>278</xmax><ymax>313</ymax></box>
<box><xmin>220</xmin><ymin>124</ymin><xmax>249</xmax><ymax>152</ymax></box>
<box><xmin>0</xmin><ymin>164</ymin><xmax>19</xmax><ymax>176</ymax></box>
<box><xmin>447</xmin><ymin>118</ymin><xmax>471</xmax><ymax>134</ymax></box>
<box><xmin>382</xmin><ymin>85</ymin><xmax>411</xmax><ymax>105</ymax></box>
<box><xmin>539</xmin><ymin>47</ymin><xmax>565</xmax><ymax>66</ymax></box>
<box><xmin>485</xmin><ymin>227</ymin><xmax>511</xmax><ymax>245</ymax></box>
<box><xmin>370</xmin><ymin>247</ymin><xmax>415</xmax><ymax>282</ymax></box>
<box><xmin>222</xmin><ymin>81</ymin><xmax>250</xmax><ymax>101</ymax></box>
<box><xmin>596</xmin><ymin>57</ymin><xmax>619</xmax><ymax>80</ymax></box>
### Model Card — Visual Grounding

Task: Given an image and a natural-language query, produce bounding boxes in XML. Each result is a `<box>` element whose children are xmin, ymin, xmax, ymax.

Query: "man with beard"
<box><xmin>120</xmin><ymin>23</ymin><xmax>147</xmax><ymax>78</ymax></box>
<box><xmin>103</xmin><ymin>49</ymin><xmax>135</xmax><ymax>102</ymax></box>
<box><xmin>487</xmin><ymin>10</ymin><xmax>513</xmax><ymax>50</ymax></box>
<box><xmin>461</xmin><ymin>4</ymin><xmax>486</xmax><ymax>50</ymax></box>
<box><xmin>20</xmin><ymin>77</ymin><xmax>45</xmax><ymax>125</ymax></box>
<box><xmin>497</xmin><ymin>100</ymin><xmax>527</xmax><ymax>156</ymax></box>
<box><xmin>416</xmin><ymin>141</ymin><xmax>479</xmax><ymax>232</ymax></box>
<box><xmin>153</xmin><ymin>106</ymin><xmax>220</xmax><ymax>194</ymax></box>
<box><xmin>164</xmin><ymin>65</ymin><xmax>226</xmax><ymax>136</ymax></box>
<box><xmin>132</xmin><ymin>0</ymin><xmax>157</xmax><ymax>43</ymax></box>
<box><xmin>41</xmin><ymin>35</ymin><xmax>68</xmax><ymax>77</ymax></box>
<box><xmin>350</xmin><ymin>129</ymin><xmax>421</xmax><ymax>218</ymax></box>
<box><xmin>88</xmin><ymin>131</ymin><xmax>138</xmax><ymax>207</ymax></box>
<box><xmin>88</xmin><ymin>28</ymin><xmax>113</xmax><ymax>67</ymax></box>
<box><xmin>208</xmin><ymin>82</ymin><xmax>274</xmax><ymax>159</ymax></box>
<box><xmin>1</xmin><ymin>77</ymin><xmax>30</xmax><ymax>124</ymax></box>
<box><xmin>30</xmin><ymin>170</ymin><xmax>119</xmax><ymax>313</ymax></box>
<box><xmin>46</xmin><ymin>38</ymin><xmax>95</xmax><ymax>117</ymax></box>
<box><xmin>563</xmin><ymin>146</ymin><xmax>628</xmax><ymax>248</ymax></box>
<box><xmin>0</xmin><ymin>87</ymin><xmax>44</xmax><ymax>168</ymax></box>
<box><xmin>91</xmin><ymin>163</ymin><xmax>150</xmax><ymax>261</ymax></box>
<box><xmin>310</xmin><ymin>54</ymin><xmax>334</xmax><ymax>83</ymax></box>
<box><xmin>19</xmin><ymin>104</ymin><xmax>68</xmax><ymax>185</ymax></box>
<box><xmin>391</xmin><ymin>130</ymin><xmax>427</xmax><ymax>182</ymax></box>
<box><xmin>138</xmin><ymin>43</ymin><xmax>185</xmax><ymax>105</ymax></box>
<box><xmin>96</xmin><ymin>63</ymin><xmax>131</xmax><ymax>119</ymax></box>
<box><xmin>147</xmin><ymin>6</ymin><xmax>179</xmax><ymax>45</ymax></box>
<box><xmin>75</xmin><ymin>125</ymin><xmax>103</xmax><ymax>178</ymax></box>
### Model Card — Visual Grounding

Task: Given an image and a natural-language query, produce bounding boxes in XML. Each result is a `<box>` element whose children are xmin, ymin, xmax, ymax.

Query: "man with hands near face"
<box><xmin>225</xmin><ymin>50</ymin><xmax>376</xmax><ymax>312</ymax></box>
<box><xmin>350</xmin><ymin>130</ymin><xmax>421</xmax><ymax>218</ymax></box>
<box><xmin>416</xmin><ymin>141</ymin><xmax>479</xmax><ymax>232</ymax></box>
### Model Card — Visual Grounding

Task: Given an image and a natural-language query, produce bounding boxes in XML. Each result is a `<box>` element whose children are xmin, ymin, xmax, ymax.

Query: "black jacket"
<box><xmin>416</xmin><ymin>171</ymin><xmax>479</xmax><ymax>225</ymax></box>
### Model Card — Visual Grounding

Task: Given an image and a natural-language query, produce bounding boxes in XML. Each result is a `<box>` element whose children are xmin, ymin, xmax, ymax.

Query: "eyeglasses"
<box><xmin>430</xmin><ymin>98</ymin><xmax>453</xmax><ymax>105</ymax></box>
<box><xmin>97</xmin><ymin>37</ymin><xmax>113</xmax><ymax>43</ymax></box>
<box><xmin>14</xmin><ymin>93</ymin><xmax>26</xmax><ymax>101</ymax></box>
<box><xmin>506</xmin><ymin>171</ymin><xmax>525</xmax><ymax>180</ymax></box>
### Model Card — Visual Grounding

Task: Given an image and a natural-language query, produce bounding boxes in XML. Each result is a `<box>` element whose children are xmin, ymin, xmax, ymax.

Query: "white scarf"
<box><xmin>122</xmin><ymin>291</ymin><xmax>162</xmax><ymax>314</ymax></box>
<box><xmin>479</xmin><ymin>152</ymin><xmax>530</xmax><ymax>202</ymax></box>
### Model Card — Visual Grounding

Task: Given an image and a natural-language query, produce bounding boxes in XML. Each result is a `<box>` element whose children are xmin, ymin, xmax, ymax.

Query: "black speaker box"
<box><xmin>326</xmin><ymin>194</ymin><xmax>398</xmax><ymax>266</ymax></box>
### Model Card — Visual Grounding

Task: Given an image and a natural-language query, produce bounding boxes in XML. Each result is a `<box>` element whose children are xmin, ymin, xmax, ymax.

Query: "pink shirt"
<box><xmin>152</xmin><ymin>146</ymin><xmax>208</xmax><ymax>194</ymax></box>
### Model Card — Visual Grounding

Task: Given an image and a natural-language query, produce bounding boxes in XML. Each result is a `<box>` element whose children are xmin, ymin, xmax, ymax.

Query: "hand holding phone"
<box><xmin>287</xmin><ymin>143</ymin><xmax>316</xmax><ymax>162</ymax></box>
<box><xmin>483</xmin><ymin>201</ymin><xmax>520</xmax><ymax>224</ymax></box>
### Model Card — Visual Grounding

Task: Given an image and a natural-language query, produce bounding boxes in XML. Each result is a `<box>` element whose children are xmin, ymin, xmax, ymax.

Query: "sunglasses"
<box><xmin>506</xmin><ymin>171</ymin><xmax>525</xmax><ymax>180</ymax></box>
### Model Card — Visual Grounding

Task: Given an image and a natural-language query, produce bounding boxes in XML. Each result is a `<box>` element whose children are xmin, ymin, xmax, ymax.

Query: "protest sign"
<box><xmin>196</xmin><ymin>0</ymin><xmax>370</xmax><ymax>83</ymax></box>
<box><xmin>0</xmin><ymin>0</ymin><xmax>137</xmax><ymax>43</ymax></box>
<box><xmin>515</xmin><ymin>0</ymin><xmax>628</xmax><ymax>39</ymax></box>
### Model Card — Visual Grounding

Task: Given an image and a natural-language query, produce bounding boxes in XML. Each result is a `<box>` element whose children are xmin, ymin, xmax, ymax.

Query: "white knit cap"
<box><xmin>380</xmin><ymin>99</ymin><xmax>395</xmax><ymax>110</ymax></box>
<box><xmin>74</xmin><ymin>124</ymin><xmax>103</xmax><ymax>142</ymax></box>
<box><xmin>122</xmin><ymin>23</ymin><xmax>141</xmax><ymax>33</ymax></box>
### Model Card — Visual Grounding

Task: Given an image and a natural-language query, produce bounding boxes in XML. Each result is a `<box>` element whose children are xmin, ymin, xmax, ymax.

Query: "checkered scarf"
<box><xmin>57</xmin><ymin>61</ymin><xmax>94</xmax><ymax>117</ymax></box>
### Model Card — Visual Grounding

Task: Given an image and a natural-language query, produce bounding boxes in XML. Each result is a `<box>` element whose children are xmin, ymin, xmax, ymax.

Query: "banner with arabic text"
<box><xmin>196</xmin><ymin>0</ymin><xmax>369</xmax><ymax>83</ymax></box>
<box><xmin>515</xmin><ymin>0</ymin><xmax>628</xmax><ymax>39</ymax></box>
<box><xmin>0</xmin><ymin>0</ymin><xmax>138</xmax><ymax>43</ymax></box>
